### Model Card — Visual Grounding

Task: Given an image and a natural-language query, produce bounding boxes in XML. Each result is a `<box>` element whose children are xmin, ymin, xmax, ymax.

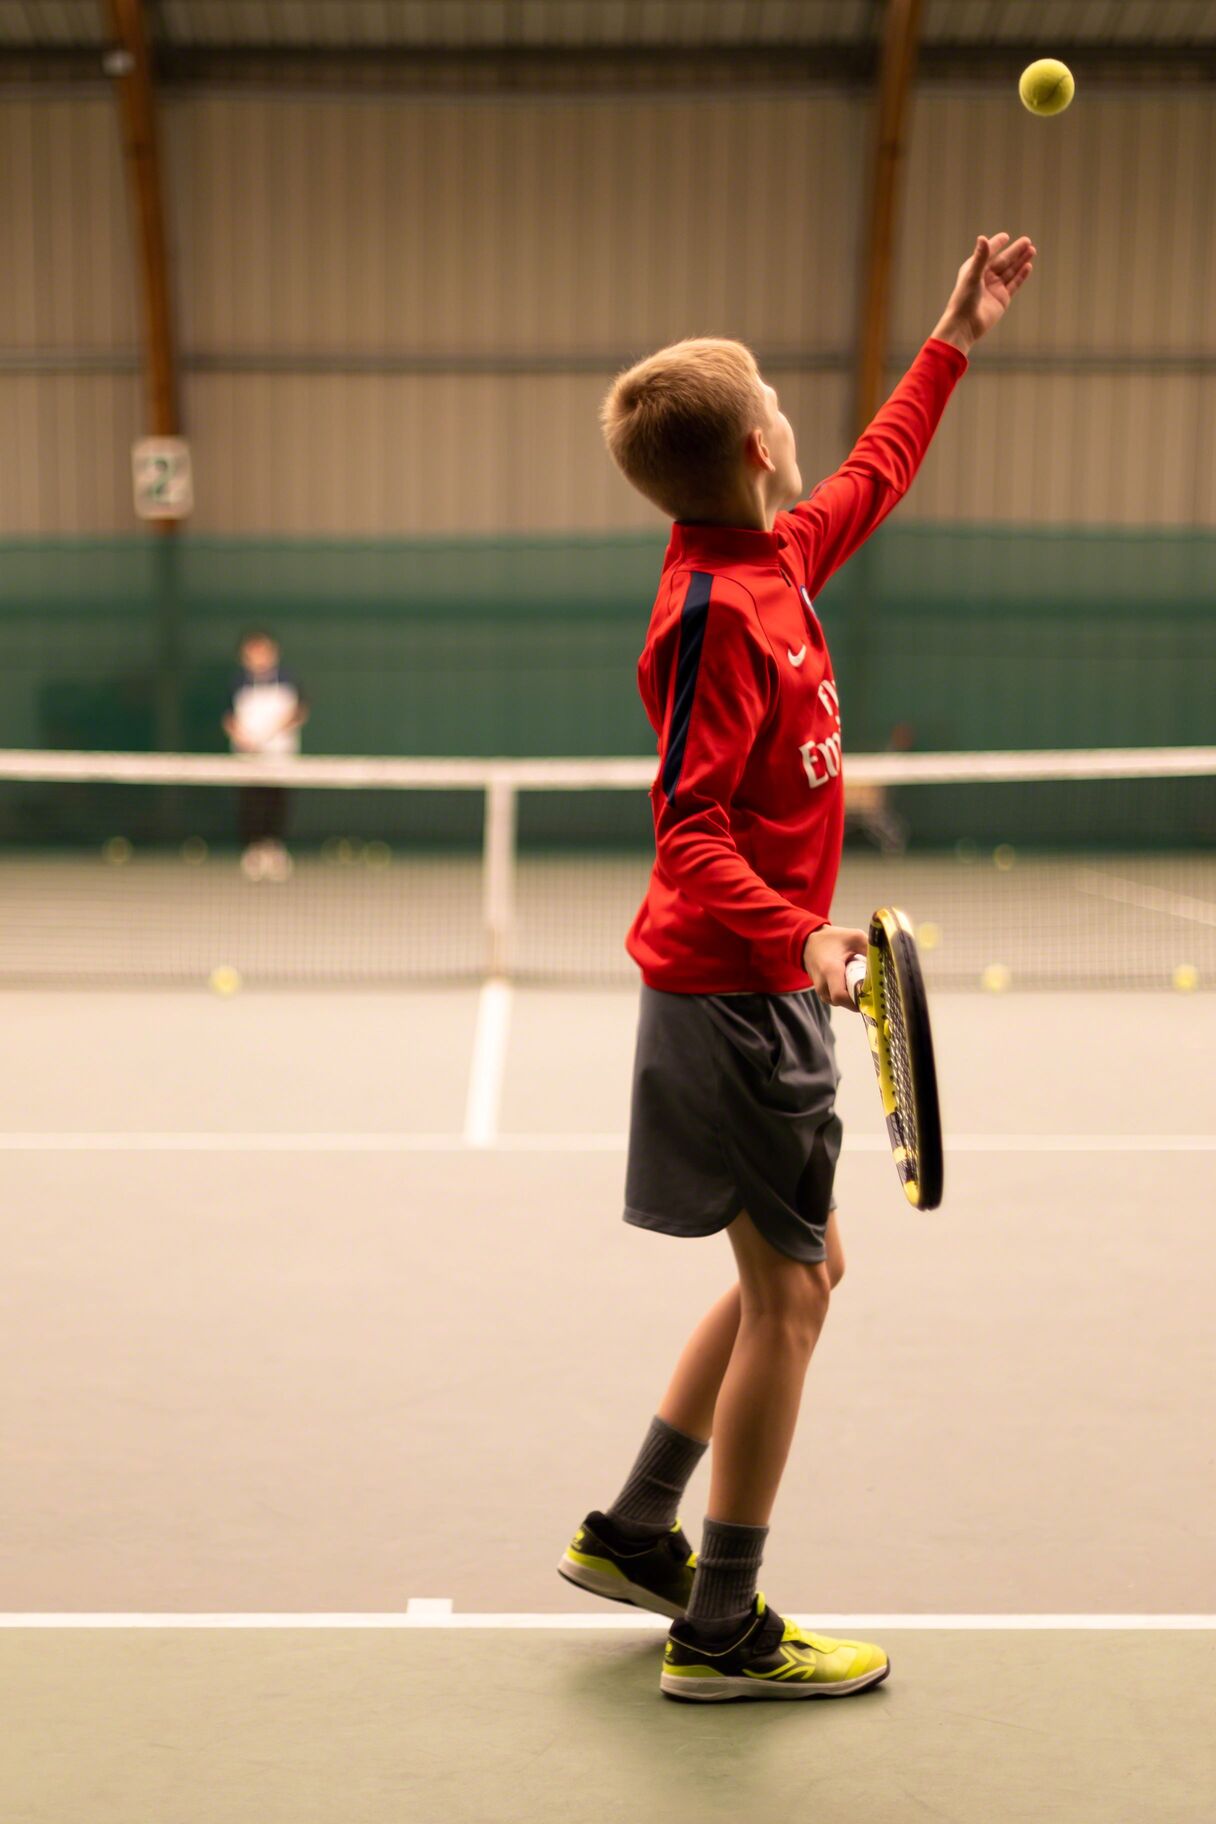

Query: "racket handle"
<box><xmin>844</xmin><ymin>954</ymin><xmax>868</xmax><ymax>1007</ymax></box>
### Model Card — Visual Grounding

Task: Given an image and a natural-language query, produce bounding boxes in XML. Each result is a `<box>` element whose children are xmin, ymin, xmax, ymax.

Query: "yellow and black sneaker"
<box><xmin>557</xmin><ymin>1512</ymin><xmax>697</xmax><ymax>1621</ymax></box>
<box><xmin>661</xmin><ymin>1593</ymin><xmax>890</xmax><ymax>1702</ymax></box>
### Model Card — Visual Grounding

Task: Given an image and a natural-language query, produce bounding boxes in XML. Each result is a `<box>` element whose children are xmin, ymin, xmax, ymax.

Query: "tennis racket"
<box><xmin>844</xmin><ymin>907</ymin><xmax>943</xmax><ymax>1211</ymax></box>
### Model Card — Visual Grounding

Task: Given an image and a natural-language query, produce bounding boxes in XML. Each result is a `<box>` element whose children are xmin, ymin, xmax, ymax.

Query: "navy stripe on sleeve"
<box><xmin>661</xmin><ymin>570</ymin><xmax>714</xmax><ymax>805</ymax></box>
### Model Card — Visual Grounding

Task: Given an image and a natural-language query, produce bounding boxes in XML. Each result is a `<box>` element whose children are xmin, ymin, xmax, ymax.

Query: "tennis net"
<box><xmin>0</xmin><ymin>747</ymin><xmax>1213</xmax><ymax>990</ymax></box>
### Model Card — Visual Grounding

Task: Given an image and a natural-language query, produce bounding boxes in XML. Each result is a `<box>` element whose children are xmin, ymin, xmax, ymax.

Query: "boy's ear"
<box><xmin>744</xmin><ymin>426</ymin><xmax>776</xmax><ymax>475</ymax></box>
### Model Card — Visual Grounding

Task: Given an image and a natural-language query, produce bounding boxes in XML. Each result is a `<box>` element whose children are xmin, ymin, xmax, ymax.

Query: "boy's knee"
<box><xmin>731</xmin><ymin>1211</ymin><xmax>832</xmax><ymax>1337</ymax></box>
<box><xmin>779</xmin><ymin>1261</ymin><xmax>833</xmax><ymax>1338</ymax></box>
<box><xmin>796</xmin><ymin>1263</ymin><xmax>833</xmax><ymax>1344</ymax></box>
<box><xmin>806</xmin><ymin>1259</ymin><xmax>833</xmax><ymax>1314</ymax></box>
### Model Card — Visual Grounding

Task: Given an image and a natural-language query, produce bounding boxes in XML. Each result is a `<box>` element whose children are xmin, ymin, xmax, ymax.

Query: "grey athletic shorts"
<box><xmin>623</xmin><ymin>983</ymin><xmax>842</xmax><ymax>1265</ymax></box>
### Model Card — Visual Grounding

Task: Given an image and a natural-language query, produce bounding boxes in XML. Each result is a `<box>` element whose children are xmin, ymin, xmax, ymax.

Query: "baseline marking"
<box><xmin>463</xmin><ymin>977</ymin><xmax>513</xmax><ymax>1148</ymax></box>
<box><xmin>2</xmin><ymin>1612</ymin><xmax>1212</xmax><ymax>1631</ymax></box>
<box><xmin>1076</xmin><ymin>866</ymin><xmax>1216</xmax><ymax>929</ymax></box>
<box><xmin>0</xmin><ymin>1133</ymin><xmax>1212</xmax><ymax>1153</ymax></box>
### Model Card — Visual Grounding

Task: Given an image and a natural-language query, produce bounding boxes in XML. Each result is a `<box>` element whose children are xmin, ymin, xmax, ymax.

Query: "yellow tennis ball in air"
<box><xmin>1019</xmin><ymin>59</ymin><xmax>1075</xmax><ymax>116</ymax></box>
<box><xmin>918</xmin><ymin>921</ymin><xmax>941</xmax><ymax>951</ymax></box>
<box><xmin>981</xmin><ymin>963</ymin><xmax>1012</xmax><ymax>994</ymax></box>
<box><xmin>209</xmin><ymin>964</ymin><xmax>241</xmax><ymax>997</ymax></box>
<box><xmin>1172</xmin><ymin>963</ymin><xmax>1199</xmax><ymax>993</ymax></box>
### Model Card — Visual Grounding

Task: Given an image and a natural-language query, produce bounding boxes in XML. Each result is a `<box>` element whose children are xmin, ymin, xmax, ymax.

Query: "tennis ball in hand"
<box><xmin>1019</xmin><ymin>59</ymin><xmax>1075</xmax><ymax>116</ymax></box>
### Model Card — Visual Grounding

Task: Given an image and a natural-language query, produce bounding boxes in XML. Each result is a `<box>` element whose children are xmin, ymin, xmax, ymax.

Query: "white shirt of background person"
<box><xmin>222</xmin><ymin>632</ymin><xmax>308</xmax><ymax>758</ymax></box>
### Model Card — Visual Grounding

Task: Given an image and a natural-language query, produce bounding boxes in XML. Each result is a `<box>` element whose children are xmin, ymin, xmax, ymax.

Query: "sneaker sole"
<box><xmin>660</xmin><ymin>1659</ymin><xmax>891</xmax><ymax>1702</ymax></box>
<box><xmin>556</xmin><ymin>1552</ymin><xmax>687</xmax><ymax>1622</ymax></box>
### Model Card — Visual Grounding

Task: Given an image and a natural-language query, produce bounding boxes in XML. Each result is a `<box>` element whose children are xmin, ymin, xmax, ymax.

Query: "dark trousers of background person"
<box><xmin>238</xmin><ymin>786</ymin><xmax>290</xmax><ymax>847</ymax></box>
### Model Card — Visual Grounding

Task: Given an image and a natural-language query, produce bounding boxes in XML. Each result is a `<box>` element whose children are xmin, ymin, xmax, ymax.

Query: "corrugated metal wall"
<box><xmin>174</xmin><ymin>90</ymin><xmax>859</xmax><ymax>533</ymax></box>
<box><xmin>2</xmin><ymin>82</ymin><xmax>1214</xmax><ymax>535</ymax></box>
<box><xmin>0</xmin><ymin>97</ymin><xmax>142</xmax><ymax>533</ymax></box>
<box><xmin>184</xmin><ymin>368</ymin><xmax>853</xmax><ymax>534</ymax></box>
<box><xmin>897</xmin><ymin>86</ymin><xmax>1216</xmax><ymax>525</ymax></box>
<box><xmin>176</xmin><ymin>94</ymin><xmax>858</xmax><ymax>358</ymax></box>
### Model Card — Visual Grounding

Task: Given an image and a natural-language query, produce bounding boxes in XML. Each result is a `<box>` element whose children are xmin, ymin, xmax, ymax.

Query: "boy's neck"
<box><xmin>689</xmin><ymin>486</ymin><xmax>775</xmax><ymax>534</ymax></box>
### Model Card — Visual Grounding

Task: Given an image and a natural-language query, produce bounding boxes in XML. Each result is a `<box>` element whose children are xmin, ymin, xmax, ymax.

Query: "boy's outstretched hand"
<box><xmin>932</xmin><ymin>231</ymin><xmax>1036</xmax><ymax>355</ymax></box>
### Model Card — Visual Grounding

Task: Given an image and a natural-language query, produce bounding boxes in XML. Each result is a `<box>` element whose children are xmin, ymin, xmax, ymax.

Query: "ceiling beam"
<box><xmin>3</xmin><ymin>41</ymin><xmax>1215</xmax><ymax>91</ymax></box>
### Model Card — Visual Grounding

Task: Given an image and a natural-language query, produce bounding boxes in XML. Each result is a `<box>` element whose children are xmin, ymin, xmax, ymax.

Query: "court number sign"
<box><xmin>132</xmin><ymin>436</ymin><xmax>194</xmax><ymax>520</ymax></box>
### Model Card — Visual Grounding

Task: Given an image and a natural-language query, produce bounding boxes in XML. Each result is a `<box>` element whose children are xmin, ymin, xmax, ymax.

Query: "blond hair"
<box><xmin>600</xmin><ymin>337</ymin><xmax>764</xmax><ymax>519</ymax></box>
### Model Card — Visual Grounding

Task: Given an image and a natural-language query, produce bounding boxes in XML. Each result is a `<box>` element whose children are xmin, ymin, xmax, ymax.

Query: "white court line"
<box><xmin>462</xmin><ymin>976</ymin><xmax>513</xmax><ymax>1148</ymax></box>
<box><xmin>0</xmin><ymin>1132</ymin><xmax>1212</xmax><ymax>1153</ymax></box>
<box><xmin>1076</xmin><ymin>866</ymin><xmax>1216</xmax><ymax>929</ymax></box>
<box><xmin>481</xmin><ymin>1132</ymin><xmax>1206</xmax><ymax>1156</ymax></box>
<box><xmin>2</xmin><ymin>1612</ymin><xmax>1212</xmax><ymax>1631</ymax></box>
<box><xmin>0</xmin><ymin>1132</ymin><xmax>476</xmax><ymax>1152</ymax></box>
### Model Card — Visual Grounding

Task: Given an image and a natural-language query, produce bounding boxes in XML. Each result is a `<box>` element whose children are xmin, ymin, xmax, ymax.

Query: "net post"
<box><xmin>484</xmin><ymin>771</ymin><xmax>518</xmax><ymax>978</ymax></box>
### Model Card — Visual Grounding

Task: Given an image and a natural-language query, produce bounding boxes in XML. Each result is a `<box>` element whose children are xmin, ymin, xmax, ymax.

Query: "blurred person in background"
<box><xmin>221</xmin><ymin>631</ymin><xmax>309</xmax><ymax>881</ymax></box>
<box><xmin>844</xmin><ymin>720</ymin><xmax>915</xmax><ymax>853</ymax></box>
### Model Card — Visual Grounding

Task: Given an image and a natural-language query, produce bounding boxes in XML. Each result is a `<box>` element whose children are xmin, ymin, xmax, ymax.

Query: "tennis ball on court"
<box><xmin>181</xmin><ymin>836</ymin><xmax>209</xmax><ymax>865</ymax></box>
<box><xmin>103</xmin><ymin>835</ymin><xmax>132</xmax><ymax>865</ymax></box>
<box><xmin>993</xmin><ymin>844</ymin><xmax>1017</xmax><ymax>871</ymax></box>
<box><xmin>982</xmin><ymin>963</ymin><xmax>1012</xmax><ymax>993</ymax></box>
<box><xmin>1019</xmin><ymin>59</ymin><xmax>1075</xmax><ymax>116</ymax></box>
<box><xmin>209</xmin><ymin>964</ymin><xmax>242</xmax><ymax>996</ymax></box>
<box><xmin>918</xmin><ymin>921</ymin><xmax>941</xmax><ymax>951</ymax></box>
<box><xmin>1172</xmin><ymin>963</ymin><xmax>1199</xmax><ymax>993</ymax></box>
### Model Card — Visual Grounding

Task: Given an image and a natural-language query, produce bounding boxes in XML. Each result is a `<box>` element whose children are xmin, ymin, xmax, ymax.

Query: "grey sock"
<box><xmin>684</xmin><ymin>1517</ymin><xmax>769</xmax><ymax>1631</ymax></box>
<box><xmin>604</xmin><ymin>1415</ymin><xmax>708</xmax><ymax>1536</ymax></box>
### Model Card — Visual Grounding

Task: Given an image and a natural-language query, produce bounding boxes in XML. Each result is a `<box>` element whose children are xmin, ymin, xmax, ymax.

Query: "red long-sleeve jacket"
<box><xmin>626</xmin><ymin>337</ymin><xmax>968</xmax><ymax>993</ymax></box>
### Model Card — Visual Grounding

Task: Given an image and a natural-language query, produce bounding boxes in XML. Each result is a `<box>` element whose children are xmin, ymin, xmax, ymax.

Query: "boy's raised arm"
<box><xmin>781</xmin><ymin>231</ymin><xmax>1035</xmax><ymax>596</ymax></box>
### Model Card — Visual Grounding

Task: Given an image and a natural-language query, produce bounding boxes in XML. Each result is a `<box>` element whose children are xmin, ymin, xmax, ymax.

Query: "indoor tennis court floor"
<box><xmin>2</xmin><ymin>985</ymin><xmax>1213</xmax><ymax>1822</ymax></box>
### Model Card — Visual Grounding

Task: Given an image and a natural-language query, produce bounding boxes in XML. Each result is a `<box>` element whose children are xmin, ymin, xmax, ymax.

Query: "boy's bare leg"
<box><xmin>656</xmin><ymin>1210</ymin><xmax>843</xmax><ymax>1454</ymax></box>
<box><xmin>706</xmin><ymin>1211</ymin><xmax>834</xmax><ymax>1528</ymax></box>
<box><xmin>593</xmin><ymin>1210</ymin><xmax>840</xmax><ymax>1606</ymax></box>
<box><xmin>657</xmin><ymin>1284</ymin><xmax>742</xmax><ymax>1442</ymax></box>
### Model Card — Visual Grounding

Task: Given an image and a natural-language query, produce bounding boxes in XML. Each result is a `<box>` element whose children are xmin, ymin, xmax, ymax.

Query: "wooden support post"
<box><xmin>103</xmin><ymin>0</ymin><xmax>184</xmax><ymax>765</ymax></box>
<box><xmin>848</xmin><ymin>0</ymin><xmax>922</xmax><ymax>745</ymax></box>
<box><xmin>854</xmin><ymin>0</ymin><xmax>923</xmax><ymax>436</ymax></box>
<box><xmin>103</xmin><ymin>0</ymin><xmax>179</xmax><ymax>440</ymax></box>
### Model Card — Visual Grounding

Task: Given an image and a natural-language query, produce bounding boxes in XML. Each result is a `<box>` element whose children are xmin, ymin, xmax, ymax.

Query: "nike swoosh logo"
<box><xmin>788</xmin><ymin>645</ymin><xmax>807</xmax><ymax>667</ymax></box>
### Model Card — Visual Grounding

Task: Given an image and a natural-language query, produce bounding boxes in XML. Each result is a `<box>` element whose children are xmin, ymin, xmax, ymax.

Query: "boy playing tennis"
<box><xmin>558</xmin><ymin>231</ymin><xmax>1035</xmax><ymax>1700</ymax></box>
